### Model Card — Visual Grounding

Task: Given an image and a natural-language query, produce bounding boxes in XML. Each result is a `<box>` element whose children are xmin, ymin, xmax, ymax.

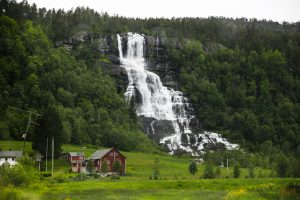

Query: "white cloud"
<box><xmin>20</xmin><ymin>0</ymin><xmax>300</xmax><ymax>22</ymax></box>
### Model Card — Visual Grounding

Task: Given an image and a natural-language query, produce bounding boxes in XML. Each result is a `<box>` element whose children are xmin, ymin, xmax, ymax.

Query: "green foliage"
<box><xmin>0</xmin><ymin>155</ymin><xmax>38</xmax><ymax>187</ymax></box>
<box><xmin>32</xmin><ymin>106</ymin><xmax>63</xmax><ymax>158</ymax></box>
<box><xmin>248</xmin><ymin>164</ymin><xmax>255</xmax><ymax>178</ymax></box>
<box><xmin>189</xmin><ymin>161</ymin><xmax>198</xmax><ymax>176</ymax></box>
<box><xmin>276</xmin><ymin>154</ymin><xmax>289</xmax><ymax>178</ymax></box>
<box><xmin>150</xmin><ymin>158</ymin><xmax>160</xmax><ymax>180</ymax></box>
<box><xmin>101</xmin><ymin>160</ymin><xmax>109</xmax><ymax>173</ymax></box>
<box><xmin>113</xmin><ymin>160</ymin><xmax>122</xmax><ymax>175</ymax></box>
<box><xmin>0</xmin><ymin>14</ymin><xmax>156</xmax><ymax>153</ymax></box>
<box><xmin>233</xmin><ymin>164</ymin><xmax>241</xmax><ymax>178</ymax></box>
<box><xmin>0</xmin><ymin>186</ymin><xmax>27</xmax><ymax>200</ymax></box>
<box><xmin>203</xmin><ymin>165</ymin><xmax>215</xmax><ymax>179</ymax></box>
<box><xmin>86</xmin><ymin>160</ymin><xmax>95</xmax><ymax>175</ymax></box>
<box><xmin>215</xmin><ymin>167</ymin><xmax>221</xmax><ymax>178</ymax></box>
<box><xmin>1</xmin><ymin>1</ymin><xmax>300</xmax><ymax>165</ymax></box>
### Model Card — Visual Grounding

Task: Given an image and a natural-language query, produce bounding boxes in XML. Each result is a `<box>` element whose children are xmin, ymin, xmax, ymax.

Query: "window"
<box><xmin>5</xmin><ymin>158</ymin><xmax>8</xmax><ymax>161</ymax></box>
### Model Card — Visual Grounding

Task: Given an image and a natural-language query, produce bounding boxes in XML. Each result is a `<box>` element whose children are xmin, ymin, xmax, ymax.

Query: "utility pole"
<box><xmin>46</xmin><ymin>138</ymin><xmax>48</xmax><ymax>173</ymax></box>
<box><xmin>7</xmin><ymin>106</ymin><xmax>40</xmax><ymax>153</ymax></box>
<box><xmin>226</xmin><ymin>155</ymin><xmax>229</xmax><ymax>171</ymax></box>
<box><xmin>51</xmin><ymin>137</ymin><xmax>54</xmax><ymax>176</ymax></box>
<box><xmin>22</xmin><ymin>112</ymin><xmax>32</xmax><ymax>152</ymax></box>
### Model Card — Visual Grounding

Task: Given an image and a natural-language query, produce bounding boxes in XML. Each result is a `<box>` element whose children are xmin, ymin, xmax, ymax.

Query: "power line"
<box><xmin>7</xmin><ymin>106</ymin><xmax>41</xmax><ymax>152</ymax></box>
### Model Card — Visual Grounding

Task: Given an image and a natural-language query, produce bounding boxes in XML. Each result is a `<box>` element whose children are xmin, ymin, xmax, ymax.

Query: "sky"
<box><xmin>20</xmin><ymin>0</ymin><xmax>300</xmax><ymax>22</ymax></box>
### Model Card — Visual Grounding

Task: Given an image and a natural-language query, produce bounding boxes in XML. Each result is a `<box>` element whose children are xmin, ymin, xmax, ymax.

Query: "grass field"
<box><xmin>0</xmin><ymin>140</ymin><xmax>299</xmax><ymax>200</ymax></box>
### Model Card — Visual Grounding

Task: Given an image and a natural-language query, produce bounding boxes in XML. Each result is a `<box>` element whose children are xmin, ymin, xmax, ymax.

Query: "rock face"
<box><xmin>144</xmin><ymin>36</ymin><xmax>178</xmax><ymax>88</ymax></box>
<box><xmin>116</xmin><ymin>33</ymin><xmax>238</xmax><ymax>156</ymax></box>
<box><xmin>57</xmin><ymin>32</ymin><xmax>239</xmax><ymax>156</ymax></box>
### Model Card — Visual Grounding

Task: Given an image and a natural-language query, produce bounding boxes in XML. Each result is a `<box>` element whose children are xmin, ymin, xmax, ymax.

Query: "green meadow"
<box><xmin>0</xmin><ymin>140</ymin><xmax>299</xmax><ymax>200</ymax></box>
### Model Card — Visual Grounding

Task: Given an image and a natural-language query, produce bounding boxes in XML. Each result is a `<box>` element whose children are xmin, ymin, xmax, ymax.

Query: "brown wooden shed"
<box><xmin>87</xmin><ymin>148</ymin><xmax>126</xmax><ymax>175</ymax></box>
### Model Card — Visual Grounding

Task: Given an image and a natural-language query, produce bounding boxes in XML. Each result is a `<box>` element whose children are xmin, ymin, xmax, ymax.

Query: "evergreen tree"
<box><xmin>215</xmin><ymin>167</ymin><xmax>221</xmax><ymax>178</ymax></box>
<box><xmin>189</xmin><ymin>161</ymin><xmax>198</xmax><ymax>176</ymax></box>
<box><xmin>276</xmin><ymin>155</ymin><xmax>288</xmax><ymax>178</ymax></box>
<box><xmin>101</xmin><ymin>160</ymin><xmax>109</xmax><ymax>173</ymax></box>
<box><xmin>129</xmin><ymin>96</ymin><xmax>137</xmax><ymax>124</ymax></box>
<box><xmin>233</xmin><ymin>164</ymin><xmax>241</xmax><ymax>178</ymax></box>
<box><xmin>203</xmin><ymin>165</ymin><xmax>215</xmax><ymax>179</ymax></box>
<box><xmin>248</xmin><ymin>164</ymin><xmax>255</xmax><ymax>178</ymax></box>
<box><xmin>32</xmin><ymin>106</ymin><xmax>63</xmax><ymax>158</ymax></box>
<box><xmin>151</xmin><ymin>158</ymin><xmax>160</xmax><ymax>180</ymax></box>
<box><xmin>86</xmin><ymin>160</ymin><xmax>95</xmax><ymax>175</ymax></box>
<box><xmin>113</xmin><ymin>160</ymin><xmax>122</xmax><ymax>175</ymax></box>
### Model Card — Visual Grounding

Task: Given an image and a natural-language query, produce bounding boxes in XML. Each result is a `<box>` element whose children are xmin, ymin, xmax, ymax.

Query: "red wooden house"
<box><xmin>87</xmin><ymin>148</ymin><xmax>126</xmax><ymax>174</ymax></box>
<box><xmin>67</xmin><ymin>152</ymin><xmax>86</xmax><ymax>173</ymax></box>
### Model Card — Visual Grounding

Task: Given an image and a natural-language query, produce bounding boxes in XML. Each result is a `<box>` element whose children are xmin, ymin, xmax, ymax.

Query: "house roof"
<box><xmin>69</xmin><ymin>152</ymin><xmax>85</xmax><ymax>157</ymax></box>
<box><xmin>0</xmin><ymin>151</ymin><xmax>22</xmax><ymax>158</ymax></box>
<box><xmin>88</xmin><ymin>149</ymin><xmax>112</xmax><ymax>160</ymax></box>
<box><xmin>87</xmin><ymin>148</ymin><xmax>126</xmax><ymax>160</ymax></box>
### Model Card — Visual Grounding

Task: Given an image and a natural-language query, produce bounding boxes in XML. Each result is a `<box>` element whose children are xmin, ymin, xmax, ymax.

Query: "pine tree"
<box><xmin>113</xmin><ymin>160</ymin><xmax>122</xmax><ymax>175</ymax></box>
<box><xmin>151</xmin><ymin>158</ymin><xmax>160</xmax><ymax>180</ymax></box>
<box><xmin>87</xmin><ymin>160</ymin><xmax>95</xmax><ymax>175</ymax></box>
<box><xmin>32</xmin><ymin>106</ymin><xmax>63</xmax><ymax>158</ymax></box>
<box><xmin>248</xmin><ymin>164</ymin><xmax>255</xmax><ymax>178</ymax></box>
<box><xmin>101</xmin><ymin>160</ymin><xmax>109</xmax><ymax>173</ymax></box>
<box><xmin>233</xmin><ymin>164</ymin><xmax>241</xmax><ymax>178</ymax></box>
<box><xmin>203</xmin><ymin>164</ymin><xmax>215</xmax><ymax>179</ymax></box>
<box><xmin>189</xmin><ymin>161</ymin><xmax>198</xmax><ymax>176</ymax></box>
<box><xmin>129</xmin><ymin>96</ymin><xmax>137</xmax><ymax>124</ymax></box>
<box><xmin>215</xmin><ymin>167</ymin><xmax>221</xmax><ymax>178</ymax></box>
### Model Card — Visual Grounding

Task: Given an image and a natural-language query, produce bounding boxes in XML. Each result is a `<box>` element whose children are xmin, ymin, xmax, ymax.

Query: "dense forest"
<box><xmin>0</xmin><ymin>0</ymin><xmax>299</xmax><ymax>169</ymax></box>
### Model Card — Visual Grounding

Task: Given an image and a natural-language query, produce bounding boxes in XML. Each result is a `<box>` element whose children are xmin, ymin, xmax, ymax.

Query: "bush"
<box><xmin>150</xmin><ymin>158</ymin><xmax>160</xmax><ymax>180</ymax></box>
<box><xmin>51</xmin><ymin>173</ymin><xmax>69</xmax><ymax>183</ymax></box>
<box><xmin>0</xmin><ymin>186</ymin><xmax>27</xmax><ymax>200</ymax></box>
<box><xmin>189</xmin><ymin>161</ymin><xmax>198</xmax><ymax>176</ymax></box>
<box><xmin>203</xmin><ymin>165</ymin><xmax>215</xmax><ymax>179</ymax></box>
<box><xmin>113</xmin><ymin>160</ymin><xmax>122</xmax><ymax>175</ymax></box>
<box><xmin>0</xmin><ymin>156</ymin><xmax>38</xmax><ymax>187</ymax></box>
<box><xmin>233</xmin><ymin>164</ymin><xmax>241</xmax><ymax>178</ymax></box>
<box><xmin>248</xmin><ymin>164</ymin><xmax>255</xmax><ymax>178</ymax></box>
<box><xmin>111</xmin><ymin>174</ymin><xmax>120</xmax><ymax>180</ymax></box>
<box><xmin>215</xmin><ymin>167</ymin><xmax>221</xmax><ymax>178</ymax></box>
<box><xmin>277</xmin><ymin>155</ymin><xmax>288</xmax><ymax>177</ymax></box>
<box><xmin>39</xmin><ymin>172</ymin><xmax>52</xmax><ymax>178</ymax></box>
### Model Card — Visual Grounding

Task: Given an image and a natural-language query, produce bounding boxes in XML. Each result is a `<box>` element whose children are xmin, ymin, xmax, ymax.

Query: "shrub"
<box><xmin>0</xmin><ymin>186</ymin><xmax>27</xmax><ymax>200</ymax></box>
<box><xmin>111</xmin><ymin>174</ymin><xmax>120</xmax><ymax>180</ymax></box>
<box><xmin>150</xmin><ymin>158</ymin><xmax>160</xmax><ymax>180</ymax></box>
<box><xmin>203</xmin><ymin>165</ymin><xmax>215</xmax><ymax>179</ymax></box>
<box><xmin>0</xmin><ymin>155</ymin><xmax>38</xmax><ymax>187</ymax></box>
<box><xmin>233</xmin><ymin>164</ymin><xmax>241</xmax><ymax>178</ymax></box>
<box><xmin>113</xmin><ymin>160</ymin><xmax>122</xmax><ymax>175</ymax></box>
<box><xmin>248</xmin><ymin>164</ymin><xmax>255</xmax><ymax>178</ymax></box>
<box><xmin>276</xmin><ymin>154</ymin><xmax>288</xmax><ymax>177</ymax></box>
<box><xmin>189</xmin><ymin>161</ymin><xmax>198</xmax><ymax>176</ymax></box>
<box><xmin>51</xmin><ymin>173</ymin><xmax>69</xmax><ymax>183</ymax></box>
<box><xmin>215</xmin><ymin>167</ymin><xmax>221</xmax><ymax>178</ymax></box>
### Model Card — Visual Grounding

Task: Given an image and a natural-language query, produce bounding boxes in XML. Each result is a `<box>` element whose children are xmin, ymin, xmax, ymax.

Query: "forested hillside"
<box><xmin>0</xmin><ymin>1</ymin><xmax>155</xmax><ymax>153</ymax></box>
<box><xmin>0</xmin><ymin>0</ymin><xmax>299</xmax><ymax>161</ymax></box>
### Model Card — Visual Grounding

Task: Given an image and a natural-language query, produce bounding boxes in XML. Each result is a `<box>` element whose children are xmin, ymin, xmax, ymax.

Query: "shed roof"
<box><xmin>0</xmin><ymin>151</ymin><xmax>22</xmax><ymax>158</ymax></box>
<box><xmin>88</xmin><ymin>148</ymin><xmax>126</xmax><ymax>160</ymax></box>
<box><xmin>69</xmin><ymin>152</ymin><xmax>85</xmax><ymax>157</ymax></box>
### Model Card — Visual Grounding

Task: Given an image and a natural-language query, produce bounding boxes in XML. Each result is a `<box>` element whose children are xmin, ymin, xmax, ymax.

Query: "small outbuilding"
<box><xmin>0</xmin><ymin>150</ymin><xmax>22</xmax><ymax>166</ymax></box>
<box><xmin>67</xmin><ymin>152</ymin><xmax>86</xmax><ymax>173</ymax></box>
<box><xmin>87</xmin><ymin>148</ymin><xmax>126</xmax><ymax>175</ymax></box>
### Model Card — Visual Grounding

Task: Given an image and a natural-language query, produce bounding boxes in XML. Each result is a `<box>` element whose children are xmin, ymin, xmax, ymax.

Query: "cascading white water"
<box><xmin>117</xmin><ymin>33</ymin><xmax>238</xmax><ymax>155</ymax></box>
<box><xmin>117</xmin><ymin>32</ymin><xmax>193</xmax><ymax>132</ymax></box>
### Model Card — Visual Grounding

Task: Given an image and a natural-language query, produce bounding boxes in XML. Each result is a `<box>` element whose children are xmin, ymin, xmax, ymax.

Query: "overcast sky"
<box><xmin>21</xmin><ymin>0</ymin><xmax>300</xmax><ymax>22</ymax></box>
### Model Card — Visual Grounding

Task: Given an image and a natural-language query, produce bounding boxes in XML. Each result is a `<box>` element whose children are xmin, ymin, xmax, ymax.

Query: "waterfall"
<box><xmin>117</xmin><ymin>33</ymin><xmax>238</xmax><ymax>155</ymax></box>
